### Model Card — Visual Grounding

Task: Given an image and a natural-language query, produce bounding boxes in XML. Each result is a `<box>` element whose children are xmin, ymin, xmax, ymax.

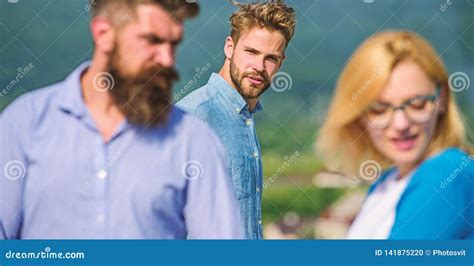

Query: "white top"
<box><xmin>346</xmin><ymin>170</ymin><xmax>413</xmax><ymax>239</ymax></box>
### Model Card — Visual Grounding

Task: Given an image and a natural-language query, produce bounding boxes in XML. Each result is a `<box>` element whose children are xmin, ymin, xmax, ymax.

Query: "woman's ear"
<box><xmin>356</xmin><ymin>117</ymin><xmax>367</xmax><ymax>130</ymax></box>
<box><xmin>438</xmin><ymin>82</ymin><xmax>449</xmax><ymax>115</ymax></box>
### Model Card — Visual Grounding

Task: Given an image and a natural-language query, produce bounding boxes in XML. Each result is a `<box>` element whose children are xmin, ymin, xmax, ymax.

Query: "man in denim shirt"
<box><xmin>177</xmin><ymin>1</ymin><xmax>296</xmax><ymax>239</ymax></box>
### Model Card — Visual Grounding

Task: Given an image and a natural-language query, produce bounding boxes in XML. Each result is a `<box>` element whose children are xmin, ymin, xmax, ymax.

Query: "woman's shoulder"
<box><xmin>416</xmin><ymin>147</ymin><xmax>473</xmax><ymax>185</ymax></box>
<box><xmin>390</xmin><ymin>147</ymin><xmax>473</xmax><ymax>239</ymax></box>
<box><xmin>369</xmin><ymin>147</ymin><xmax>473</xmax><ymax>194</ymax></box>
<box><xmin>426</xmin><ymin>147</ymin><xmax>471</xmax><ymax>164</ymax></box>
<box><xmin>368</xmin><ymin>167</ymin><xmax>396</xmax><ymax>194</ymax></box>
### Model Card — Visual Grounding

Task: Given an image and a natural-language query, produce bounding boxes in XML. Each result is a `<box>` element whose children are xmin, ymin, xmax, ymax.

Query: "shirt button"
<box><xmin>252</xmin><ymin>152</ymin><xmax>259</xmax><ymax>158</ymax></box>
<box><xmin>258</xmin><ymin>220</ymin><xmax>262</xmax><ymax>225</ymax></box>
<box><xmin>96</xmin><ymin>169</ymin><xmax>107</xmax><ymax>180</ymax></box>
<box><xmin>97</xmin><ymin>214</ymin><xmax>105</xmax><ymax>224</ymax></box>
<box><xmin>256</xmin><ymin>188</ymin><xmax>260</xmax><ymax>193</ymax></box>
<box><xmin>245</xmin><ymin>119</ymin><xmax>252</xmax><ymax>126</ymax></box>
<box><xmin>236</xmin><ymin>108</ymin><xmax>241</xmax><ymax>113</ymax></box>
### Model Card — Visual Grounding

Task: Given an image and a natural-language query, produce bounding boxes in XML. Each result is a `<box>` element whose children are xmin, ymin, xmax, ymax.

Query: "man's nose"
<box><xmin>252</xmin><ymin>57</ymin><xmax>265</xmax><ymax>73</ymax></box>
<box><xmin>155</xmin><ymin>44</ymin><xmax>175</xmax><ymax>68</ymax></box>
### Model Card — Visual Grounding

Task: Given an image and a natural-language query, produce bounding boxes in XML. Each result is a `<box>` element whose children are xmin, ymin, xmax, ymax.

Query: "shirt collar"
<box><xmin>253</xmin><ymin>101</ymin><xmax>263</xmax><ymax>113</ymax></box>
<box><xmin>56</xmin><ymin>61</ymin><xmax>91</xmax><ymax>118</ymax></box>
<box><xmin>208</xmin><ymin>73</ymin><xmax>263</xmax><ymax>114</ymax></box>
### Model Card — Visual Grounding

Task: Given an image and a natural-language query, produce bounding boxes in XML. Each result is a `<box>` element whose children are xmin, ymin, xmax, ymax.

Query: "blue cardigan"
<box><xmin>367</xmin><ymin>147</ymin><xmax>474</xmax><ymax>239</ymax></box>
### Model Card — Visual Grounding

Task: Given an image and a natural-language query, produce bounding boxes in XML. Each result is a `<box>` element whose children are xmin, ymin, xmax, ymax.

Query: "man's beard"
<box><xmin>107</xmin><ymin>48</ymin><xmax>179</xmax><ymax>127</ymax></box>
<box><xmin>229</xmin><ymin>59</ymin><xmax>270</xmax><ymax>100</ymax></box>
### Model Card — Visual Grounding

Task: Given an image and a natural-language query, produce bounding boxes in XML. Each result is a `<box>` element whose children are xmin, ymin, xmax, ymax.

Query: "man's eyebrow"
<box><xmin>243</xmin><ymin>46</ymin><xmax>260</xmax><ymax>53</ymax></box>
<box><xmin>243</xmin><ymin>46</ymin><xmax>282</xmax><ymax>59</ymax></box>
<box><xmin>139</xmin><ymin>33</ymin><xmax>182</xmax><ymax>45</ymax></box>
<box><xmin>267</xmin><ymin>53</ymin><xmax>282</xmax><ymax>60</ymax></box>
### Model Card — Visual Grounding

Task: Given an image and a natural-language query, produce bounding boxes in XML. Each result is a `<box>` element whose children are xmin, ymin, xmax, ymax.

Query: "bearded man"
<box><xmin>0</xmin><ymin>0</ymin><xmax>244</xmax><ymax>239</ymax></box>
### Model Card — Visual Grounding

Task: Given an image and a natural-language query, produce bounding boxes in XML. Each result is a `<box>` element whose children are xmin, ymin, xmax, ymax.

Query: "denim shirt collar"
<box><xmin>208</xmin><ymin>73</ymin><xmax>263</xmax><ymax>115</ymax></box>
<box><xmin>56</xmin><ymin>61</ymin><xmax>92</xmax><ymax>118</ymax></box>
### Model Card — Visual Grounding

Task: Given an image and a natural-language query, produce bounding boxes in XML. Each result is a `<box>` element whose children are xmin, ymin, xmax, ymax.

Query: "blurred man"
<box><xmin>177</xmin><ymin>0</ymin><xmax>296</xmax><ymax>239</ymax></box>
<box><xmin>0</xmin><ymin>0</ymin><xmax>245</xmax><ymax>239</ymax></box>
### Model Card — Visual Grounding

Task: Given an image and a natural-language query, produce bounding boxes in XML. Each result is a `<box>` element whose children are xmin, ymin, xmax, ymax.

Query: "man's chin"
<box><xmin>242</xmin><ymin>90</ymin><xmax>260</xmax><ymax>99</ymax></box>
<box><xmin>242</xmin><ymin>87</ymin><xmax>267</xmax><ymax>99</ymax></box>
<box><xmin>150</xmin><ymin>76</ymin><xmax>174</xmax><ymax>90</ymax></box>
<box><xmin>124</xmin><ymin>103</ymin><xmax>172</xmax><ymax>127</ymax></box>
<box><xmin>110</xmin><ymin>82</ymin><xmax>173</xmax><ymax>127</ymax></box>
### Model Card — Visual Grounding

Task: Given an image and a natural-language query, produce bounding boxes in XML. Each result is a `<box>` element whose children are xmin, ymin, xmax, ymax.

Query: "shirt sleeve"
<box><xmin>183</xmin><ymin>124</ymin><xmax>246</xmax><ymax>239</ymax></box>
<box><xmin>0</xmin><ymin>99</ymin><xmax>30</xmax><ymax>239</ymax></box>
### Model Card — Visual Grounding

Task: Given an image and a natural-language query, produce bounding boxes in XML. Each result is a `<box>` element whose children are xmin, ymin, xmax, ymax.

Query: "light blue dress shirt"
<box><xmin>0</xmin><ymin>62</ymin><xmax>245</xmax><ymax>239</ymax></box>
<box><xmin>177</xmin><ymin>73</ymin><xmax>264</xmax><ymax>239</ymax></box>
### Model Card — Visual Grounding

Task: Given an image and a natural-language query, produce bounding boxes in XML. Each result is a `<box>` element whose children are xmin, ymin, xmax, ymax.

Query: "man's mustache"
<box><xmin>243</xmin><ymin>70</ymin><xmax>269</xmax><ymax>83</ymax></box>
<box><xmin>137</xmin><ymin>66</ymin><xmax>180</xmax><ymax>83</ymax></box>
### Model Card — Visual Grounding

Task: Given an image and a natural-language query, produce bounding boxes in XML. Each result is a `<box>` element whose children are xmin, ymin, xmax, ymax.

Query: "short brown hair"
<box><xmin>229</xmin><ymin>0</ymin><xmax>296</xmax><ymax>48</ymax></box>
<box><xmin>90</xmin><ymin>0</ymin><xmax>199</xmax><ymax>25</ymax></box>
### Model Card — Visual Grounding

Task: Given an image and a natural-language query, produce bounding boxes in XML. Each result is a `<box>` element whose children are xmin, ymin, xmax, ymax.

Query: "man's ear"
<box><xmin>279</xmin><ymin>52</ymin><xmax>286</xmax><ymax>67</ymax></box>
<box><xmin>90</xmin><ymin>16</ymin><xmax>116</xmax><ymax>54</ymax></box>
<box><xmin>223</xmin><ymin>36</ymin><xmax>234</xmax><ymax>60</ymax></box>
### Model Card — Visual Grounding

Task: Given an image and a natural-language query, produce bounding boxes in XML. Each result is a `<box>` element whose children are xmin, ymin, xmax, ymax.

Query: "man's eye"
<box><xmin>267</xmin><ymin>57</ymin><xmax>278</xmax><ymax>63</ymax></box>
<box><xmin>146</xmin><ymin>37</ymin><xmax>163</xmax><ymax>45</ymax></box>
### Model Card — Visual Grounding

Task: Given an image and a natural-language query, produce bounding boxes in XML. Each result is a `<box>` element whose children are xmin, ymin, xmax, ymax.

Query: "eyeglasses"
<box><xmin>364</xmin><ymin>86</ymin><xmax>440</xmax><ymax>129</ymax></box>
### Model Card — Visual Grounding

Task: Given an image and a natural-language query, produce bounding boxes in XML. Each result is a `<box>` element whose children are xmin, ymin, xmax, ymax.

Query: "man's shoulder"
<box><xmin>176</xmin><ymin>83</ymin><xmax>219</xmax><ymax>113</ymax></box>
<box><xmin>171</xmin><ymin>106</ymin><xmax>214</xmax><ymax>133</ymax></box>
<box><xmin>169</xmin><ymin>106</ymin><xmax>225</xmax><ymax>150</ymax></box>
<box><xmin>1</xmin><ymin>82</ymin><xmax>63</xmax><ymax>121</ymax></box>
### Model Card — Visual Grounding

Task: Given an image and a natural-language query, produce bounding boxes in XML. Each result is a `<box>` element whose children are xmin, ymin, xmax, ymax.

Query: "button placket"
<box><xmin>96</xmin><ymin>169</ymin><xmax>107</xmax><ymax>180</ymax></box>
<box><xmin>93</xmin><ymin>136</ymin><xmax>108</xmax><ymax>236</ymax></box>
<box><xmin>245</xmin><ymin>118</ymin><xmax>252</xmax><ymax>126</ymax></box>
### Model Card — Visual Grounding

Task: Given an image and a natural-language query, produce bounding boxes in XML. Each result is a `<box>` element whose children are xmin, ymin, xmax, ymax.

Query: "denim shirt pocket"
<box><xmin>228</xmin><ymin>156</ymin><xmax>252</xmax><ymax>200</ymax></box>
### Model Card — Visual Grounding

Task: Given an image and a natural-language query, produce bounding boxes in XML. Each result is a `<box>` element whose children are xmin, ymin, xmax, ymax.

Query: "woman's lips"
<box><xmin>390</xmin><ymin>134</ymin><xmax>418</xmax><ymax>151</ymax></box>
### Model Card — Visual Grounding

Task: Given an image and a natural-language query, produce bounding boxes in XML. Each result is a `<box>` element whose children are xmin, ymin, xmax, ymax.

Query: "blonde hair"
<box><xmin>229</xmin><ymin>0</ymin><xmax>296</xmax><ymax>49</ymax></box>
<box><xmin>316</xmin><ymin>30</ymin><xmax>472</xmax><ymax>176</ymax></box>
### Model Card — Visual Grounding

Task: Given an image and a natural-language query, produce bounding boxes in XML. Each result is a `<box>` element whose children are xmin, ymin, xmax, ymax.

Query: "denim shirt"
<box><xmin>177</xmin><ymin>73</ymin><xmax>264</xmax><ymax>239</ymax></box>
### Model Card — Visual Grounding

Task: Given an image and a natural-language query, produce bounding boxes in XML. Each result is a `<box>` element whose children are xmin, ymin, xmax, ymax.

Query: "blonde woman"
<box><xmin>317</xmin><ymin>31</ymin><xmax>473</xmax><ymax>239</ymax></box>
